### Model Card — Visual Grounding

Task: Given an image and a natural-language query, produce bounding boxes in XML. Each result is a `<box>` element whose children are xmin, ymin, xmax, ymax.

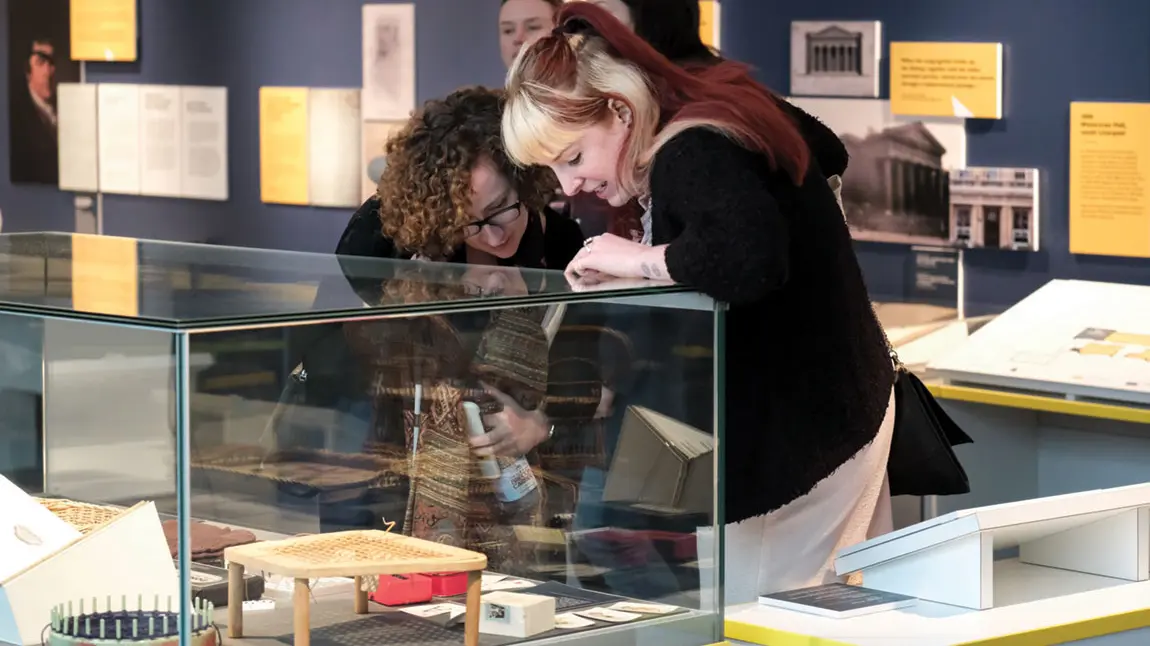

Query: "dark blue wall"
<box><xmin>723</xmin><ymin>0</ymin><xmax>1150</xmax><ymax>314</ymax></box>
<box><xmin>5</xmin><ymin>0</ymin><xmax>1150</xmax><ymax>312</ymax></box>
<box><xmin>1</xmin><ymin>0</ymin><xmax>504</xmax><ymax>250</ymax></box>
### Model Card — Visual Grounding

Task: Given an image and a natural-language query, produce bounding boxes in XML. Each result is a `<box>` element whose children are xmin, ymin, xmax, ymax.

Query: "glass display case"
<box><xmin>0</xmin><ymin>233</ymin><xmax>724</xmax><ymax>646</ymax></box>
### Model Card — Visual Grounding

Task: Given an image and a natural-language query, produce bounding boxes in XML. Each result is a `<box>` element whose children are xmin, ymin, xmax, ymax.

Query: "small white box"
<box><xmin>479</xmin><ymin>592</ymin><xmax>556</xmax><ymax>638</ymax></box>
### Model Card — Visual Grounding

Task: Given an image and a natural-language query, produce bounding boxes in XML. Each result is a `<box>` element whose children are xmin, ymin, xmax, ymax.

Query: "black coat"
<box><xmin>650</xmin><ymin>126</ymin><xmax>893</xmax><ymax>524</ymax></box>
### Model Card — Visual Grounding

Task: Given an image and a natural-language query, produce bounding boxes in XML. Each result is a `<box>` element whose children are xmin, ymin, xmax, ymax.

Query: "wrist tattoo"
<box><xmin>640</xmin><ymin>262</ymin><xmax>663</xmax><ymax>279</ymax></box>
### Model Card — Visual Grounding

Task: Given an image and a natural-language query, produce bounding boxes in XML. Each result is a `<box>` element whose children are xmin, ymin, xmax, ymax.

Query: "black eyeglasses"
<box><xmin>462</xmin><ymin>201</ymin><xmax>523</xmax><ymax>238</ymax></box>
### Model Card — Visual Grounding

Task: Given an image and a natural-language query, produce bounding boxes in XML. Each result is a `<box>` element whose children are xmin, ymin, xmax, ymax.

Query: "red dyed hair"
<box><xmin>547</xmin><ymin>2</ymin><xmax>810</xmax><ymax>185</ymax></box>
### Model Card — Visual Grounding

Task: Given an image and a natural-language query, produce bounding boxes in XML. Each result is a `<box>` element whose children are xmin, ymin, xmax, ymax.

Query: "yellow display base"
<box><xmin>926</xmin><ymin>382</ymin><xmax>1150</xmax><ymax>425</ymax></box>
<box><xmin>726</xmin><ymin>606</ymin><xmax>1150</xmax><ymax>646</ymax></box>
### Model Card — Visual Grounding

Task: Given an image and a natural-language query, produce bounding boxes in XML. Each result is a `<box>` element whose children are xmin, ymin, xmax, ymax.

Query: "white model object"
<box><xmin>479</xmin><ymin>591</ymin><xmax>556</xmax><ymax>638</ymax></box>
<box><xmin>0</xmin><ymin>500</ymin><xmax>178</xmax><ymax>645</ymax></box>
<box><xmin>835</xmin><ymin>483</ymin><xmax>1150</xmax><ymax>610</ymax></box>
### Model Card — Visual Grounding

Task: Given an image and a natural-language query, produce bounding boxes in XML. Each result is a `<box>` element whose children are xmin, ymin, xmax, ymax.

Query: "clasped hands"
<box><xmin>565</xmin><ymin>233</ymin><xmax>670</xmax><ymax>287</ymax></box>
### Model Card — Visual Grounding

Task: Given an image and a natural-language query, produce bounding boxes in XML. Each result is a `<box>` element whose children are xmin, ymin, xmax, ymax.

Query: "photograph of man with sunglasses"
<box><xmin>8</xmin><ymin>0</ymin><xmax>79</xmax><ymax>185</ymax></box>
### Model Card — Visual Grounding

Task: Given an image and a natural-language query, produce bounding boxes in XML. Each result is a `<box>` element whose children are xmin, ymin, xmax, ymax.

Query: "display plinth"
<box><xmin>928</xmin><ymin>279</ymin><xmax>1150</xmax><ymax>406</ymax></box>
<box><xmin>0</xmin><ymin>502</ymin><xmax>179</xmax><ymax>645</ymax></box>
<box><xmin>834</xmin><ymin>483</ymin><xmax>1150</xmax><ymax>610</ymax></box>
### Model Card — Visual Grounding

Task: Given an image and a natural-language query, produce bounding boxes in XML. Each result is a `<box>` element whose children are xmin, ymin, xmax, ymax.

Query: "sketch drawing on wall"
<box><xmin>949</xmin><ymin>168</ymin><xmax>1040</xmax><ymax>251</ymax></box>
<box><xmin>790</xmin><ymin>20</ymin><xmax>881</xmax><ymax>98</ymax></box>
<box><xmin>788</xmin><ymin>97</ymin><xmax>969</xmax><ymax>247</ymax></box>
<box><xmin>362</xmin><ymin>3</ymin><xmax>416</xmax><ymax>121</ymax></box>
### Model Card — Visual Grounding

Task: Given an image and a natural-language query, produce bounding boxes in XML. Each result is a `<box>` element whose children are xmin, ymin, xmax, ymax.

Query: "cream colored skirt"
<box><xmin>724</xmin><ymin>386</ymin><xmax>896</xmax><ymax>604</ymax></box>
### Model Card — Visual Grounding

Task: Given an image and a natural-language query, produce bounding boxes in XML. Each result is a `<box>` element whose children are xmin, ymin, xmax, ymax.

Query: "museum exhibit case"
<box><xmin>0</xmin><ymin>232</ymin><xmax>724</xmax><ymax>646</ymax></box>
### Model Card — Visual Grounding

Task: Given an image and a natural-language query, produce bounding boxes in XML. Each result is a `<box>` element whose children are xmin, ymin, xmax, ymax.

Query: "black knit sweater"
<box><xmin>651</xmin><ymin>127</ymin><xmax>894</xmax><ymax>524</ymax></box>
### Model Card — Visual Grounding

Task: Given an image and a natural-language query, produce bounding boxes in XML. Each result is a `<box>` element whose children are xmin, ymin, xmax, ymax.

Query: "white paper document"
<box><xmin>401</xmin><ymin>603</ymin><xmax>466</xmax><ymax>619</ymax></box>
<box><xmin>97</xmin><ymin>83</ymin><xmax>142</xmax><ymax>194</ymax></box>
<box><xmin>180</xmin><ymin>86</ymin><xmax>229</xmax><ymax>201</ymax></box>
<box><xmin>308</xmin><ymin>88</ymin><xmax>362</xmax><ymax>208</ymax></box>
<box><xmin>139</xmin><ymin>85</ymin><xmax>182</xmax><ymax>197</ymax></box>
<box><xmin>56</xmin><ymin>83</ymin><xmax>100</xmax><ymax>192</ymax></box>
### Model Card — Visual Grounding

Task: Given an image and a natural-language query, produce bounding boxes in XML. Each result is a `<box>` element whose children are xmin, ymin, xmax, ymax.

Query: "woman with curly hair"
<box><xmin>278</xmin><ymin>87</ymin><xmax>596</xmax><ymax>567</ymax></box>
<box><xmin>337</xmin><ymin>85</ymin><xmax>583</xmax><ymax>270</ymax></box>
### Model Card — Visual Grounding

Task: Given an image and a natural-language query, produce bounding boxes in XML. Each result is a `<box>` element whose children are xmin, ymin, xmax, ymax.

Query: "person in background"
<box><xmin>503</xmin><ymin>3</ymin><xmax>896</xmax><ymax>603</ymax></box>
<box><xmin>498</xmin><ymin>0</ymin><xmax>562</xmax><ymax>69</ymax></box>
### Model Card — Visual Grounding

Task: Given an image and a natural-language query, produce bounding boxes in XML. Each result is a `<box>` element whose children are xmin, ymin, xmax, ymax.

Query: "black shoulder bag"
<box><xmin>884</xmin><ymin>334</ymin><xmax>975</xmax><ymax>497</ymax></box>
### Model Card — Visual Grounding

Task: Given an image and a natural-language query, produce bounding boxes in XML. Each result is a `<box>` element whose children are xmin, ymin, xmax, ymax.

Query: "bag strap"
<box><xmin>869</xmin><ymin>300</ymin><xmax>906</xmax><ymax>381</ymax></box>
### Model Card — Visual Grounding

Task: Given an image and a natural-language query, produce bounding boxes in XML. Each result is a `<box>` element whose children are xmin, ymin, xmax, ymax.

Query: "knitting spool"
<box><xmin>47</xmin><ymin>595</ymin><xmax>217</xmax><ymax>646</ymax></box>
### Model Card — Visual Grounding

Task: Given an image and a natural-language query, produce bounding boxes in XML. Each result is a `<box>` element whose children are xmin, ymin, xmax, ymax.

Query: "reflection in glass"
<box><xmin>0</xmin><ymin>233</ymin><xmax>722</xmax><ymax>645</ymax></box>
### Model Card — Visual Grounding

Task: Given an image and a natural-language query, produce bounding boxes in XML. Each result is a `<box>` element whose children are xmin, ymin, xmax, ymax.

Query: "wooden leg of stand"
<box><xmin>353</xmin><ymin>576</ymin><xmax>369</xmax><ymax>614</ymax></box>
<box><xmin>294</xmin><ymin>578</ymin><xmax>311</xmax><ymax>646</ymax></box>
<box><xmin>464</xmin><ymin>570</ymin><xmax>482</xmax><ymax>646</ymax></box>
<box><xmin>227</xmin><ymin>563</ymin><xmax>245</xmax><ymax>638</ymax></box>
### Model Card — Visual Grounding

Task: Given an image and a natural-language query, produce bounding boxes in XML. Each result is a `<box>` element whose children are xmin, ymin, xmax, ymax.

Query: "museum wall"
<box><xmin>724</xmin><ymin>0</ymin><xmax>1150</xmax><ymax>314</ymax></box>
<box><xmin>0</xmin><ymin>0</ymin><xmax>503</xmax><ymax>250</ymax></box>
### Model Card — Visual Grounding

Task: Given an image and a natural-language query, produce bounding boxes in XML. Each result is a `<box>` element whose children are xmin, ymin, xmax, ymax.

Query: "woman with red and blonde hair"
<box><xmin>503</xmin><ymin>3</ymin><xmax>896</xmax><ymax>602</ymax></box>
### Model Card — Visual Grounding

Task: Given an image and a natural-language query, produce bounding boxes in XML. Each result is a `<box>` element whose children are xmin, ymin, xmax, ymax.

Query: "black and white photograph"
<box><xmin>7</xmin><ymin>0</ymin><xmax>81</xmax><ymax>185</ymax></box>
<box><xmin>949</xmin><ymin>167</ymin><xmax>1040</xmax><ymax>251</ymax></box>
<box><xmin>788</xmin><ymin>97</ymin><xmax>969</xmax><ymax>247</ymax></box>
<box><xmin>790</xmin><ymin>20</ymin><xmax>882</xmax><ymax>98</ymax></box>
<box><xmin>362</xmin><ymin>3</ymin><xmax>416</xmax><ymax>120</ymax></box>
<box><xmin>486</xmin><ymin>603</ymin><xmax>508</xmax><ymax>621</ymax></box>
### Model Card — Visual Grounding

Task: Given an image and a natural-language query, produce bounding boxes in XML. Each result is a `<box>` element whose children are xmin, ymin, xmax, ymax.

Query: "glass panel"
<box><xmin>1</xmin><ymin>313</ymin><xmax>192</xmax><ymax>646</ymax></box>
<box><xmin>0</xmin><ymin>233</ymin><xmax>694</xmax><ymax>328</ymax></box>
<box><xmin>0</xmin><ymin>313</ymin><xmax>43</xmax><ymax>491</ymax></box>
<box><xmin>186</xmin><ymin>287</ymin><xmax>722</xmax><ymax>643</ymax></box>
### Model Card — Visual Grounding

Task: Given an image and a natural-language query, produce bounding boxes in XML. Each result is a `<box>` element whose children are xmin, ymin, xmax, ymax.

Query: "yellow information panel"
<box><xmin>1069</xmin><ymin>101</ymin><xmax>1150</xmax><ymax>258</ymax></box>
<box><xmin>889</xmin><ymin>41</ymin><xmax>1002</xmax><ymax>119</ymax></box>
<box><xmin>71</xmin><ymin>234</ymin><xmax>139</xmax><ymax>317</ymax></box>
<box><xmin>70</xmin><ymin>0</ymin><xmax>137</xmax><ymax>62</ymax></box>
<box><xmin>259</xmin><ymin>87</ymin><xmax>310</xmax><ymax>206</ymax></box>
<box><xmin>698</xmin><ymin>1</ymin><xmax>720</xmax><ymax>49</ymax></box>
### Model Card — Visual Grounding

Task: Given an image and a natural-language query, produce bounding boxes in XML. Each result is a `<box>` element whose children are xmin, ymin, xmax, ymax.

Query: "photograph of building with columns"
<box><xmin>839</xmin><ymin>122</ymin><xmax>954</xmax><ymax>245</ymax></box>
<box><xmin>790</xmin><ymin>20</ymin><xmax>882</xmax><ymax>97</ymax></box>
<box><xmin>949</xmin><ymin>167</ymin><xmax>1040</xmax><ymax>251</ymax></box>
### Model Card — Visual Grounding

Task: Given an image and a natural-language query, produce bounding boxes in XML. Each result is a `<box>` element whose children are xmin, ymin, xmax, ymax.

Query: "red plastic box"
<box><xmin>369</xmin><ymin>574</ymin><xmax>433</xmax><ymax>606</ymax></box>
<box><xmin>426</xmin><ymin>572</ymin><xmax>469</xmax><ymax>597</ymax></box>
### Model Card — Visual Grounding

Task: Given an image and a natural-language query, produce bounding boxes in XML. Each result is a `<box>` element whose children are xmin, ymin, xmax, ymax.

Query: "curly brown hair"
<box><xmin>375</xmin><ymin>86</ymin><xmax>558</xmax><ymax>259</ymax></box>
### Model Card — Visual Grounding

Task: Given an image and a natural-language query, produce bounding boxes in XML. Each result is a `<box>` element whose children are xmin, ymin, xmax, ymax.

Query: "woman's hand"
<box><xmin>469</xmin><ymin>384</ymin><xmax>550</xmax><ymax>458</ymax></box>
<box><xmin>568</xmin><ymin>275</ymin><xmax>660</xmax><ymax>292</ymax></box>
<box><xmin>565</xmin><ymin>234</ymin><xmax>670</xmax><ymax>283</ymax></box>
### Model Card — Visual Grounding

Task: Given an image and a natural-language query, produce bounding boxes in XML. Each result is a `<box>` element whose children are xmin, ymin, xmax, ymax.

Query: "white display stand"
<box><xmin>0</xmin><ymin>501</ymin><xmax>179</xmax><ymax>645</ymax></box>
<box><xmin>929</xmin><ymin>279</ymin><xmax>1150</xmax><ymax>405</ymax></box>
<box><xmin>834</xmin><ymin>483</ymin><xmax>1150</xmax><ymax>610</ymax></box>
